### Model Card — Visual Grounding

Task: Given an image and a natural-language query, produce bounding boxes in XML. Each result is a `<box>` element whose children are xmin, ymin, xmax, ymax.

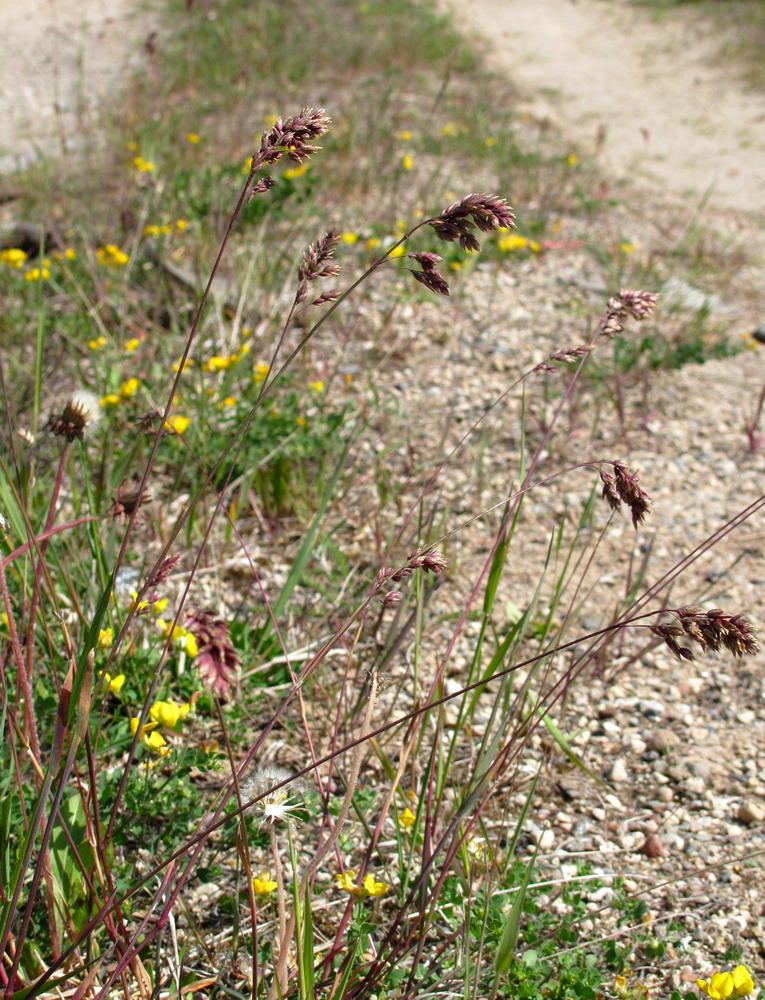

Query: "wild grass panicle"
<box><xmin>184</xmin><ymin>607</ymin><xmax>240</xmax><ymax>698</ymax></box>
<box><xmin>599</xmin><ymin>459</ymin><xmax>652</xmax><ymax>528</ymax></box>
<box><xmin>430</xmin><ymin>192</ymin><xmax>516</xmax><ymax>250</ymax></box>
<box><xmin>651</xmin><ymin>606</ymin><xmax>759</xmax><ymax>661</ymax></box>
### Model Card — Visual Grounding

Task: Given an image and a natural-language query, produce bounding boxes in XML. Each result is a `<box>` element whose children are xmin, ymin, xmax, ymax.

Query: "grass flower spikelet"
<box><xmin>185</xmin><ymin>607</ymin><xmax>239</xmax><ymax>698</ymax></box>
<box><xmin>430</xmin><ymin>193</ymin><xmax>515</xmax><ymax>252</ymax></box>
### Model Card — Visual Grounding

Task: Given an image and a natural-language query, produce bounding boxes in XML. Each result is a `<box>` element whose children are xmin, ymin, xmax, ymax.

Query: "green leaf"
<box><xmin>494</xmin><ymin>843</ymin><xmax>539</xmax><ymax>982</ymax></box>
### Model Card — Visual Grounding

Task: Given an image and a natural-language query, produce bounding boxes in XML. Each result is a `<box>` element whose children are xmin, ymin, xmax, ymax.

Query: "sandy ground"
<box><xmin>441</xmin><ymin>0</ymin><xmax>765</xmax><ymax>254</ymax></box>
<box><xmin>0</xmin><ymin>0</ymin><xmax>157</xmax><ymax>172</ymax></box>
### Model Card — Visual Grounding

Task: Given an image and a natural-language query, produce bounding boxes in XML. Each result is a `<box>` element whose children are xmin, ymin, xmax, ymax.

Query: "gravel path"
<box><xmin>442</xmin><ymin>0</ymin><xmax>765</xmax><ymax>256</ymax></box>
<box><xmin>0</xmin><ymin>0</ymin><xmax>157</xmax><ymax>172</ymax></box>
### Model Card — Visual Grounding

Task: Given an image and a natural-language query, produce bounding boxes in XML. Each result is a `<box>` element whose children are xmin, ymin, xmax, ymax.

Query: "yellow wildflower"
<box><xmin>485</xmin><ymin>136</ymin><xmax>495</xmax><ymax>147</ymax></box>
<box><xmin>402</xmin><ymin>152</ymin><xmax>413</xmax><ymax>171</ymax></box>
<box><xmin>308</xmin><ymin>379</ymin><xmax>324</xmax><ymax>393</ymax></box>
<box><xmin>252</xmin><ymin>871</ymin><xmax>278</xmax><ymax>895</ymax></box>
<box><xmin>335</xmin><ymin>870</ymin><xmax>360</xmax><ymax>893</ymax></box>
<box><xmin>153</xmin><ymin>597</ymin><xmax>168</xmax><ymax>614</ymax></box>
<box><xmin>149</xmin><ymin>699</ymin><xmax>191</xmax><ymax>729</ymax></box>
<box><xmin>98</xmin><ymin>627</ymin><xmax>114</xmax><ymax>650</ymax></box>
<box><xmin>696</xmin><ymin>966</ymin><xmax>754</xmax><ymax>1000</ymax></box>
<box><xmin>340</xmin><ymin>232</ymin><xmax>358</xmax><ymax>244</ymax></box>
<box><xmin>620</xmin><ymin>242</ymin><xmax>635</xmax><ymax>254</ymax></box>
<box><xmin>366</xmin><ymin>236</ymin><xmax>381</xmax><ymax>250</ymax></box>
<box><xmin>222</xmin><ymin>396</ymin><xmax>236</xmax><ymax>407</ymax></box>
<box><xmin>119</xmin><ymin>377</ymin><xmax>140</xmax><ymax>400</ymax></box>
<box><xmin>361</xmin><ymin>874</ymin><xmax>388</xmax><ymax>897</ymax></box>
<box><xmin>265</xmin><ymin>113</ymin><xmax>279</xmax><ymax>126</ymax></box>
<box><xmin>97</xmin><ymin>244</ymin><xmax>129</xmax><ymax>267</ymax></box>
<box><xmin>396</xmin><ymin>130</ymin><xmax>412</xmax><ymax>141</ymax></box>
<box><xmin>127</xmin><ymin>140</ymin><xmax>138</xmax><ymax>151</ymax></box>
<box><xmin>283</xmin><ymin>162</ymin><xmax>309</xmax><ymax>180</ymax></box>
<box><xmin>143</xmin><ymin>224</ymin><xmax>161</xmax><ymax>236</ymax></box>
<box><xmin>130</xmin><ymin>716</ymin><xmax>171</xmax><ymax>756</ymax></box>
<box><xmin>184</xmin><ymin>632</ymin><xmax>198</xmax><ymax>658</ymax></box>
<box><xmin>565</xmin><ymin>153</ymin><xmax>578</xmax><ymax>166</ymax></box>
<box><xmin>24</xmin><ymin>267</ymin><xmax>50</xmax><ymax>281</ymax></box>
<box><xmin>104</xmin><ymin>672</ymin><xmax>125</xmax><ymax>695</ymax></box>
<box><xmin>398</xmin><ymin>806</ymin><xmax>415</xmax><ymax>829</ymax></box>
<box><xmin>388</xmin><ymin>244</ymin><xmax>405</xmax><ymax>258</ymax></box>
<box><xmin>335</xmin><ymin>870</ymin><xmax>388</xmax><ymax>897</ymax></box>
<box><xmin>186</xmin><ymin>132</ymin><xmax>200</xmax><ymax>143</ymax></box>
<box><xmin>498</xmin><ymin>233</ymin><xmax>529</xmax><ymax>252</ymax></box>
<box><xmin>253</xmin><ymin>361</ymin><xmax>270</xmax><ymax>382</ymax></box>
<box><xmin>449</xmin><ymin>261</ymin><xmax>463</xmax><ymax>271</ymax></box>
<box><xmin>88</xmin><ymin>336</ymin><xmax>107</xmax><ymax>350</ymax></box>
<box><xmin>1</xmin><ymin>248</ymin><xmax>27</xmax><ymax>267</ymax></box>
<box><xmin>442</xmin><ymin>122</ymin><xmax>460</xmax><ymax>136</ymax></box>
<box><xmin>296</xmin><ymin>415</ymin><xmax>306</xmax><ymax>428</ymax></box>
<box><xmin>100</xmin><ymin>393</ymin><xmax>120</xmax><ymax>407</ymax></box>
<box><xmin>345</xmin><ymin>372</ymin><xmax>353</xmax><ymax>384</ymax></box>
<box><xmin>175</xmin><ymin>218</ymin><xmax>188</xmax><ymax>231</ymax></box>
<box><xmin>124</xmin><ymin>338</ymin><xmax>140</xmax><ymax>351</ymax></box>
<box><xmin>133</xmin><ymin>155</ymin><xmax>154</xmax><ymax>172</ymax></box>
<box><xmin>164</xmin><ymin>414</ymin><xmax>190</xmax><ymax>434</ymax></box>
<box><xmin>204</xmin><ymin>355</ymin><xmax>231</xmax><ymax>372</ymax></box>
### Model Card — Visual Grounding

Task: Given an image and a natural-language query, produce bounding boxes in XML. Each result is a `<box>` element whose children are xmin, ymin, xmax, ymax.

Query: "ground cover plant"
<box><xmin>1</xmin><ymin>1</ymin><xmax>763</xmax><ymax>998</ymax></box>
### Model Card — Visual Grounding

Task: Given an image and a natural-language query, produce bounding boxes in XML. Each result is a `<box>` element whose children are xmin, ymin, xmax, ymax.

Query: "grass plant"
<box><xmin>0</xmin><ymin>1</ymin><xmax>762</xmax><ymax>999</ymax></box>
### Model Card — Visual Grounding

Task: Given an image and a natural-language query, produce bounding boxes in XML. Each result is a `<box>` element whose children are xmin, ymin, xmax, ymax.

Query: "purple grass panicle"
<box><xmin>599</xmin><ymin>460</ymin><xmax>652</xmax><ymax>527</ymax></box>
<box><xmin>430</xmin><ymin>193</ymin><xmax>515</xmax><ymax>252</ymax></box>
<box><xmin>653</xmin><ymin>607</ymin><xmax>759</xmax><ymax>661</ymax></box>
<box><xmin>185</xmin><ymin>608</ymin><xmax>240</xmax><ymax>700</ymax></box>
<box><xmin>408</xmin><ymin>252</ymin><xmax>450</xmax><ymax>296</ymax></box>
<box><xmin>147</xmin><ymin>553</ymin><xmax>181</xmax><ymax>589</ymax></box>
<box><xmin>297</xmin><ymin>230</ymin><xmax>341</xmax><ymax>304</ymax></box>
<box><xmin>248</xmin><ymin>107</ymin><xmax>331</xmax><ymax>195</ymax></box>
<box><xmin>601</xmin><ymin>289</ymin><xmax>659</xmax><ymax>338</ymax></box>
<box><xmin>550</xmin><ymin>346</ymin><xmax>592</xmax><ymax>363</ymax></box>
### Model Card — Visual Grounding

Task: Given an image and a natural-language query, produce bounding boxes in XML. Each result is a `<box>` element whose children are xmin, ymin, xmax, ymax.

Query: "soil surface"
<box><xmin>0</xmin><ymin>0</ymin><xmax>158</xmax><ymax>172</ymax></box>
<box><xmin>442</xmin><ymin>0</ymin><xmax>765</xmax><ymax>256</ymax></box>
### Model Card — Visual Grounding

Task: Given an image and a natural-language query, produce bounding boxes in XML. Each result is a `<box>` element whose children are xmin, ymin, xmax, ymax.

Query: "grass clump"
<box><xmin>1</xmin><ymin>1</ymin><xmax>763</xmax><ymax>999</ymax></box>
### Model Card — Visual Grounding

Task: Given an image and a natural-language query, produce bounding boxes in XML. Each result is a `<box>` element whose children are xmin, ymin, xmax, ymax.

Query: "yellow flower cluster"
<box><xmin>143</xmin><ymin>219</ymin><xmax>188</xmax><ymax>236</ymax></box>
<box><xmin>157</xmin><ymin>618</ymin><xmax>198</xmax><ymax>656</ymax></box>
<box><xmin>498</xmin><ymin>233</ymin><xmax>541</xmax><ymax>253</ymax></box>
<box><xmin>97</xmin><ymin>244</ymin><xmax>129</xmax><ymax>267</ymax></box>
<box><xmin>203</xmin><ymin>343</ymin><xmax>250</xmax><ymax>372</ymax></box>
<box><xmin>88</xmin><ymin>336</ymin><xmax>108</xmax><ymax>351</ymax></box>
<box><xmin>133</xmin><ymin>155</ymin><xmax>154</xmax><ymax>173</ymax></box>
<box><xmin>100</xmin><ymin>377</ymin><xmax>141</xmax><ymax>407</ymax></box>
<box><xmin>283</xmin><ymin>162</ymin><xmax>309</xmax><ymax>180</ymax></box>
<box><xmin>696</xmin><ymin>966</ymin><xmax>754</xmax><ymax>1000</ymax></box>
<box><xmin>149</xmin><ymin>698</ymin><xmax>192</xmax><ymax>728</ymax></box>
<box><xmin>334</xmin><ymin>870</ymin><xmax>388</xmax><ymax>898</ymax></box>
<box><xmin>104</xmin><ymin>671</ymin><xmax>125</xmax><ymax>694</ymax></box>
<box><xmin>252</xmin><ymin>870</ymin><xmax>277</xmax><ymax>895</ymax></box>
<box><xmin>1</xmin><ymin>248</ymin><xmax>27</xmax><ymax>267</ymax></box>
<box><xmin>164</xmin><ymin>414</ymin><xmax>190</xmax><ymax>435</ymax></box>
<box><xmin>130</xmin><ymin>717</ymin><xmax>171</xmax><ymax>756</ymax></box>
<box><xmin>24</xmin><ymin>262</ymin><xmax>51</xmax><ymax>281</ymax></box>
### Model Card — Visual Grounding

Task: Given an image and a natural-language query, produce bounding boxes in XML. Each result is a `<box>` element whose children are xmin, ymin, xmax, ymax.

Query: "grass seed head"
<box><xmin>49</xmin><ymin>389</ymin><xmax>101</xmax><ymax>441</ymax></box>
